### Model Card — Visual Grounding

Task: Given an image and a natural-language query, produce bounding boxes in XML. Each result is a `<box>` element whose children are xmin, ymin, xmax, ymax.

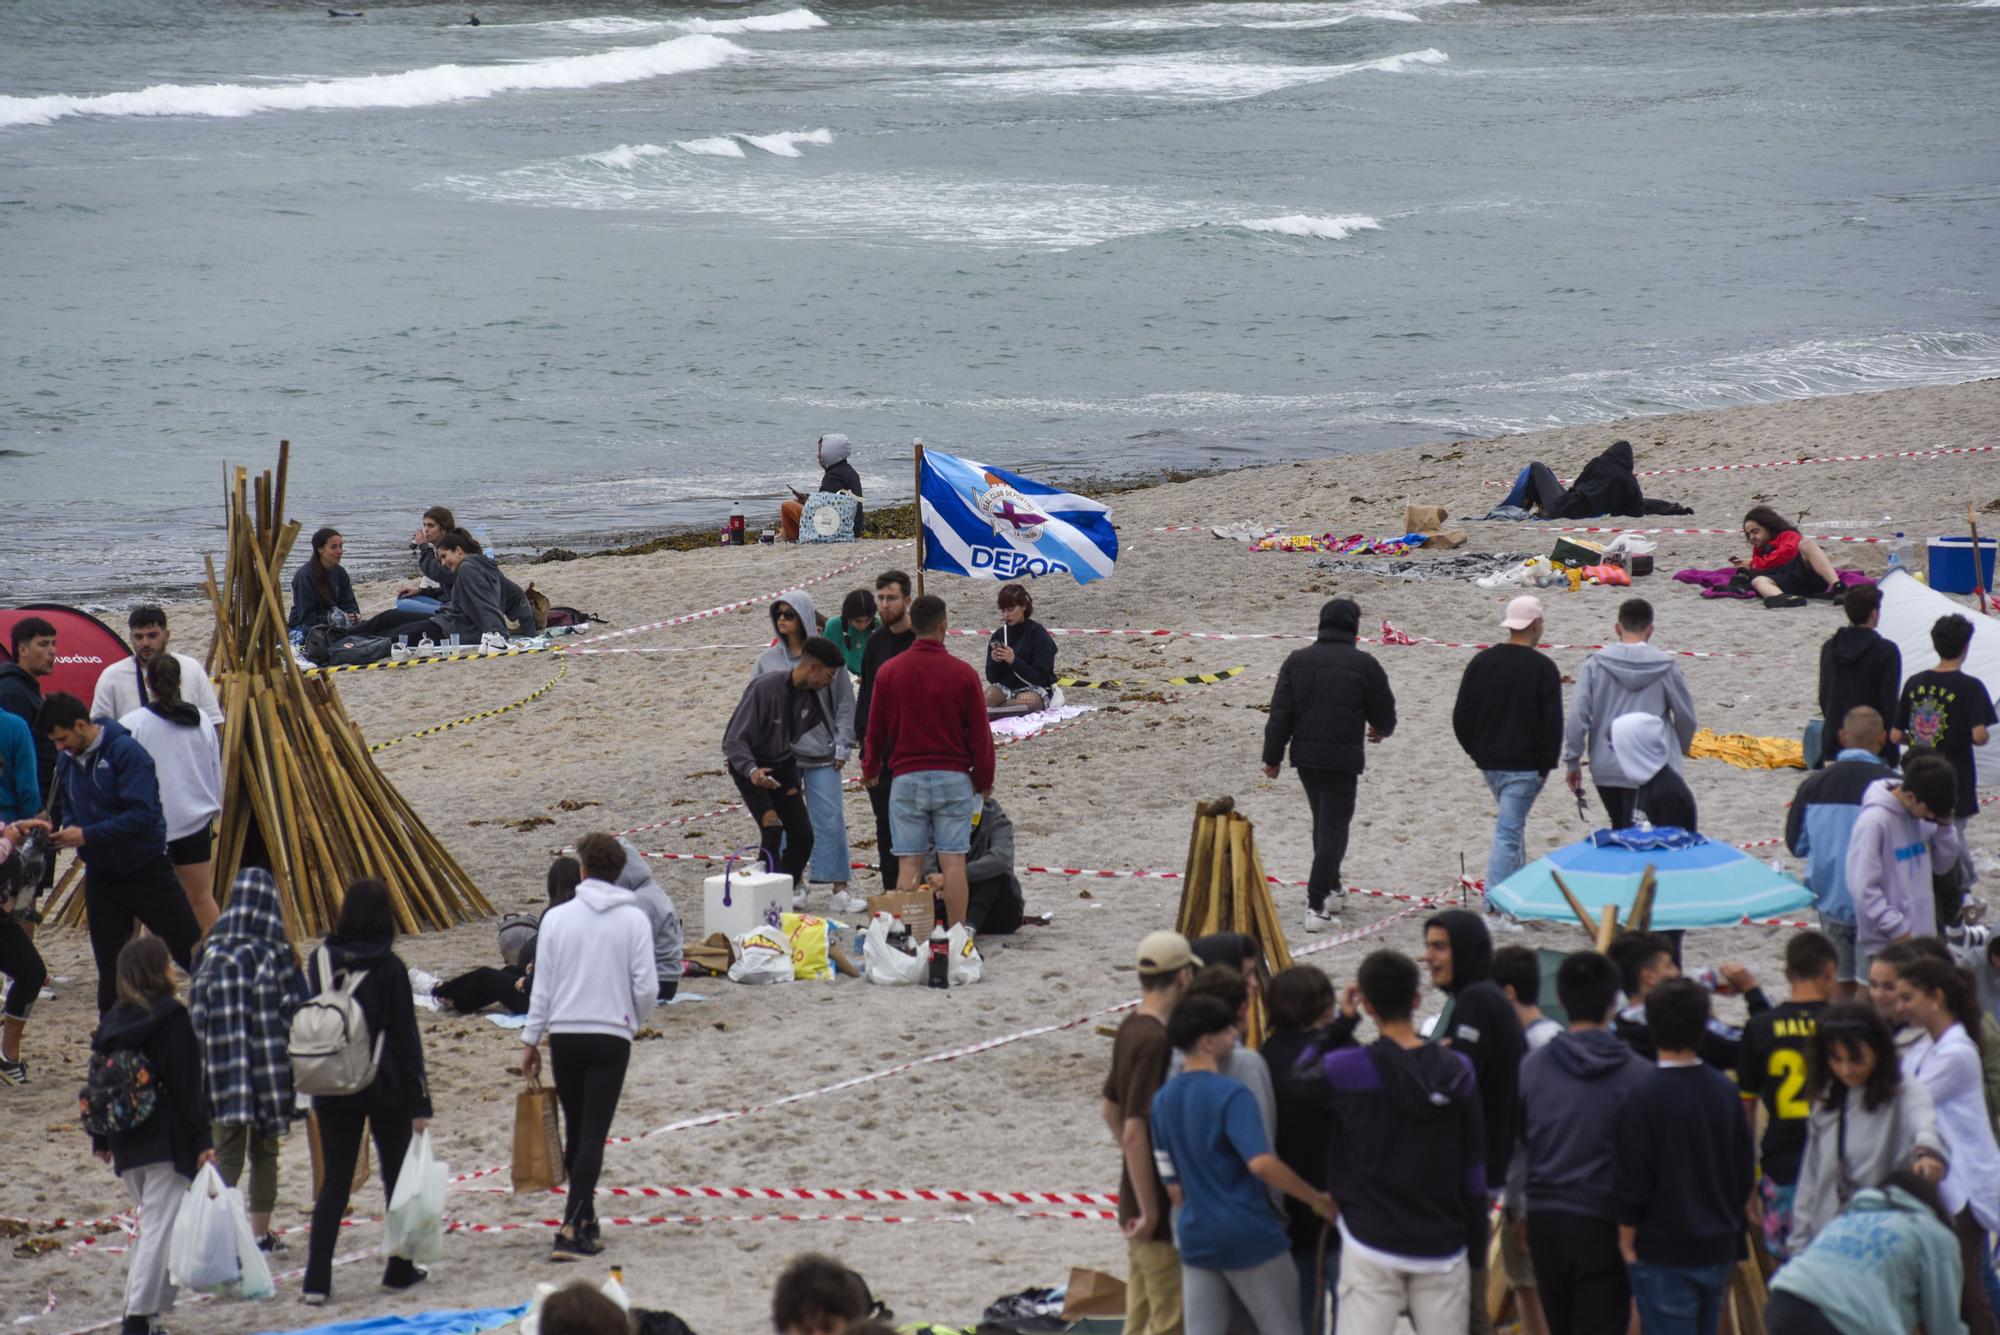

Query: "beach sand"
<box><xmin>5</xmin><ymin>379</ymin><xmax>1997</xmax><ymax>1332</ymax></box>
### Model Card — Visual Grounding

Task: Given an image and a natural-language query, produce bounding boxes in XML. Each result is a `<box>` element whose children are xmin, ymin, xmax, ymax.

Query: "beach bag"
<box><xmin>799</xmin><ymin>491</ymin><xmax>860</xmax><ymax>544</ymax></box>
<box><xmin>497</xmin><ymin>913</ymin><xmax>539</xmax><ymax>969</ymax></box>
<box><xmin>305</xmin><ymin>1109</ymin><xmax>371</xmax><ymax>1203</ymax></box>
<box><xmin>290</xmin><ymin>948</ymin><xmax>384</xmax><ymax>1098</ymax></box>
<box><xmin>385</xmin><ymin>1131</ymin><xmax>448</xmax><ymax>1264</ymax></box>
<box><xmin>511</xmin><ymin>1078</ymin><xmax>566</xmax><ymax>1194</ymax></box>
<box><xmin>862</xmin><ymin>913</ymin><xmax>927</xmax><ymax>986</ymax></box>
<box><xmin>779</xmin><ymin>912</ymin><xmax>832</xmax><ymax>982</ymax></box>
<box><xmin>78</xmin><ymin>1049</ymin><xmax>158</xmax><ymax>1136</ymax></box>
<box><xmin>728</xmin><ymin>925</ymin><xmax>795</xmax><ymax>985</ymax></box>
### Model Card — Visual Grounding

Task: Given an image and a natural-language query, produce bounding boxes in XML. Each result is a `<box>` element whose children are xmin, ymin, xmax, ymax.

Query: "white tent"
<box><xmin>1877</xmin><ymin>569</ymin><xmax>1999</xmax><ymax>788</ymax></box>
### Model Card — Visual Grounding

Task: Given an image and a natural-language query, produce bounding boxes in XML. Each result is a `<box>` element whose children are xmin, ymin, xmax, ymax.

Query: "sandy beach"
<box><xmin>6</xmin><ymin>379</ymin><xmax>1998</xmax><ymax>1333</ymax></box>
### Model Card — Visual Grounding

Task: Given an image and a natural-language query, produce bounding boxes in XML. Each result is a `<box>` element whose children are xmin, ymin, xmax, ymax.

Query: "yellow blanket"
<box><xmin>1689</xmin><ymin>728</ymin><xmax>1805</xmax><ymax>771</ymax></box>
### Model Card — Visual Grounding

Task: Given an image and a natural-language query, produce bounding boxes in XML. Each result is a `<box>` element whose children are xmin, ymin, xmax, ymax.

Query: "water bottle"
<box><xmin>927</xmin><ymin>893</ymin><xmax>950</xmax><ymax>990</ymax></box>
<box><xmin>1886</xmin><ymin>532</ymin><xmax>1909</xmax><ymax>572</ymax></box>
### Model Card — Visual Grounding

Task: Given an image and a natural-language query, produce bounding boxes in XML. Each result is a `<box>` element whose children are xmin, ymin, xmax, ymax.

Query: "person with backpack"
<box><xmin>187</xmin><ymin>867</ymin><xmax>310</xmax><ymax>1252</ymax></box>
<box><xmin>85</xmin><ymin>935</ymin><xmax>215</xmax><ymax>1335</ymax></box>
<box><xmin>519</xmin><ymin>833</ymin><xmax>658</xmax><ymax>1262</ymax></box>
<box><xmin>298</xmin><ymin>878</ymin><xmax>434</xmax><ymax>1305</ymax></box>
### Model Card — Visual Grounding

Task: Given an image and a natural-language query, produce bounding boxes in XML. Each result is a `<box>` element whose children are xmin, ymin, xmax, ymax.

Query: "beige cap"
<box><xmin>1501</xmin><ymin>595</ymin><xmax>1546</xmax><ymax>630</ymax></box>
<box><xmin>1135</xmin><ymin>930</ymin><xmax>1194</xmax><ymax>975</ymax></box>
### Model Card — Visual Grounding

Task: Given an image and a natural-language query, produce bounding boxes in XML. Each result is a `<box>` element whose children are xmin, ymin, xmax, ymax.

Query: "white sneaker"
<box><xmin>1303</xmin><ymin>907</ymin><xmax>1338</xmax><ymax>935</ymax></box>
<box><xmin>406</xmin><ymin>967</ymin><xmax>442</xmax><ymax>998</ymax></box>
<box><xmin>480</xmin><ymin>632</ymin><xmax>508</xmax><ymax>654</ymax></box>
<box><xmin>1484</xmin><ymin>912</ymin><xmax>1525</xmax><ymax>935</ymax></box>
<box><xmin>829</xmin><ymin>890</ymin><xmax>872</xmax><ymax>915</ymax></box>
<box><xmin>792</xmin><ymin>887</ymin><xmax>810</xmax><ymax>910</ymax></box>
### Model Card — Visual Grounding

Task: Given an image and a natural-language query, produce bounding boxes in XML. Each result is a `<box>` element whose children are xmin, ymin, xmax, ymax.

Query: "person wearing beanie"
<box><xmin>782</xmin><ymin>433</ymin><xmax>865</xmax><ymax>542</ymax></box>
<box><xmin>1262</xmin><ymin>599</ymin><xmax>1397</xmax><ymax>934</ymax></box>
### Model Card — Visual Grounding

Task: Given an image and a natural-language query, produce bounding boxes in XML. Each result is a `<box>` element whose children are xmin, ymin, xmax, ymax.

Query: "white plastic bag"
<box><xmin>224</xmin><ymin>1172</ymin><xmax>274</xmax><ymax>1299</ymax></box>
<box><xmin>862</xmin><ymin>913</ymin><xmax>926</xmax><ymax>986</ymax></box>
<box><xmin>947</xmin><ymin>925</ymin><xmax>984</xmax><ymax>986</ymax></box>
<box><xmin>167</xmin><ymin>1164</ymin><xmax>241</xmax><ymax>1293</ymax></box>
<box><xmin>1601</xmin><ymin>533</ymin><xmax>1658</xmax><ymax>558</ymax></box>
<box><xmin>385</xmin><ymin>1130</ymin><xmax>448</xmax><ymax>1265</ymax></box>
<box><xmin>728</xmin><ymin>925</ymin><xmax>795</xmax><ymax>985</ymax></box>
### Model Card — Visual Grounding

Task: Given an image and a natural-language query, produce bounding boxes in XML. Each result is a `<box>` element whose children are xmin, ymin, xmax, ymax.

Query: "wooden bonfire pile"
<box><xmin>204</xmin><ymin>443</ymin><xmax>491</xmax><ymax>936</ymax></box>
<box><xmin>1174</xmin><ymin>798</ymin><xmax>1293</xmax><ymax>1048</ymax></box>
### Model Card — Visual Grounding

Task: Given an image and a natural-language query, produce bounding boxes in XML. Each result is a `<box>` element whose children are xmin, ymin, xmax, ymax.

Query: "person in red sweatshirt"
<box><xmin>861</xmin><ymin>594</ymin><xmax>994</xmax><ymax>929</ymax></box>
<box><xmin>1734</xmin><ymin>506</ymin><xmax>1842</xmax><ymax>609</ymax></box>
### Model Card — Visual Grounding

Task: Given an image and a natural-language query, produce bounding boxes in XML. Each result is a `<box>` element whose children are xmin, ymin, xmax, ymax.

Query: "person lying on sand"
<box><xmin>1501</xmin><ymin>440</ymin><xmax>1693</xmax><ymax>521</ymax></box>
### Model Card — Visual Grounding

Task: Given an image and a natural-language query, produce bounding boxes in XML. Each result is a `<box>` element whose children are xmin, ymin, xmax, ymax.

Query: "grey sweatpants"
<box><xmin>1184</xmin><ymin>1250</ymin><xmax>1305</xmax><ymax>1335</ymax></box>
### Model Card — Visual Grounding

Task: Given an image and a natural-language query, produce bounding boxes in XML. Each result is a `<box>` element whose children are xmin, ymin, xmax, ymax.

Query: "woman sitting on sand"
<box><xmin>287</xmin><ymin>527</ymin><xmax>358</xmax><ymax>632</ymax></box>
<box><xmin>1732</xmin><ymin>506</ymin><xmax>1842</xmax><ymax>608</ymax></box>
<box><xmin>984</xmin><ymin>583</ymin><xmax>1058</xmax><ymax>710</ymax></box>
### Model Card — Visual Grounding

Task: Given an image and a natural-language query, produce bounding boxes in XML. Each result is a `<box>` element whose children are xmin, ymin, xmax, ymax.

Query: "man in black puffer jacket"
<box><xmin>1262</xmin><ymin>599</ymin><xmax>1397</xmax><ymax>932</ymax></box>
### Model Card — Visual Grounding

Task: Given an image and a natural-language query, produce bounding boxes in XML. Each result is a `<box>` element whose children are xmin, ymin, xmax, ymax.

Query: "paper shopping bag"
<box><xmin>512</xmin><ymin>1077</ymin><xmax>566</xmax><ymax>1194</ymax></box>
<box><xmin>1060</xmin><ymin>1267</ymin><xmax>1126</xmax><ymax>1320</ymax></box>
<box><xmin>305</xmin><ymin>1109</ymin><xmax>371</xmax><ymax>1206</ymax></box>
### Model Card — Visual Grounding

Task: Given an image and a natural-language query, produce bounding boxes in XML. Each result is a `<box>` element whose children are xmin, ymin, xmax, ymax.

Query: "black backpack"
<box><xmin>302</xmin><ymin>625</ymin><xmax>394</xmax><ymax>667</ymax></box>
<box><xmin>79</xmin><ymin>1049</ymin><xmax>159</xmax><ymax>1137</ymax></box>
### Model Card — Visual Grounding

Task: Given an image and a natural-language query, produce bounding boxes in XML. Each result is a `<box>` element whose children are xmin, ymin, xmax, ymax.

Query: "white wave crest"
<box><xmin>0</xmin><ymin>34</ymin><xmax>744</xmax><ymax>129</ymax></box>
<box><xmin>584</xmin><ymin>143</ymin><xmax>677</xmax><ymax>168</ymax></box>
<box><xmin>674</xmin><ymin>8</ymin><xmax>827</xmax><ymax>34</ymax></box>
<box><xmin>1242</xmin><ymin>213</ymin><xmax>1383</xmax><ymax>239</ymax></box>
<box><xmin>676</xmin><ymin>136</ymin><xmax>748</xmax><ymax>157</ymax></box>
<box><xmin>739</xmin><ymin>127</ymin><xmax>834</xmax><ymax>156</ymax></box>
<box><xmin>529</xmin><ymin>16</ymin><xmax>663</xmax><ymax>35</ymax></box>
<box><xmin>934</xmin><ymin>47</ymin><xmax>1447</xmax><ymax>99</ymax></box>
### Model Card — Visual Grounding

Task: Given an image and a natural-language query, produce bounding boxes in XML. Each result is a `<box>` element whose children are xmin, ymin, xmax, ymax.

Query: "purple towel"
<box><xmin>1672</xmin><ymin>566</ymin><xmax>1874</xmax><ymax>600</ymax></box>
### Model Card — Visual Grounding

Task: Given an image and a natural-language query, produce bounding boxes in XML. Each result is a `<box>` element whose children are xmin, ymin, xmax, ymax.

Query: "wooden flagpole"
<box><xmin>913</xmin><ymin>437</ymin><xmax>926</xmax><ymax>598</ymax></box>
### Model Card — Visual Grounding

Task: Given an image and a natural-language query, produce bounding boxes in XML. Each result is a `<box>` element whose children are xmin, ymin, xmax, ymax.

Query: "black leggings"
<box><xmin>1297</xmin><ymin>767</ymin><xmax>1357</xmax><ymax>910</ymax></box>
<box><xmin>304</xmin><ymin>1103</ymin><xmax>418</xmax><ymax>1296</ymax></box>
<box><xmin>355</xmin><ymin>608</ymin><xmax>445</xmax><ymax>641</ymax></box>
<box><xmin>868</xmin><ymin>773</ymin><xmax>898</xmax><ymax>890</ymax></box>
<box><xmin>731</xmin><ymin>767</ymin><xmax>813</xmax><ymax>891</ymax></box>
<box><xmin>550</xmin><ymin>1033</ymin><xmax>630</xmax><ymax>1233</ymax></box>
<box><xmin>434</xmin><ymin>966</ymin><xmax>528</xmax><ymax>1015</ymax></box>
<box><xmin>1764</xmin><ymin>1292</ymin><xmax>1842</xmax><ymax>1335</ymax></box>
<box><xmin>85</xmin><ymin>857</ymin><xmax>199</xmax><ymax>1015</ymax></box>
<box><xmin>0</xmin><ymin>920</ymin><xmax>47</xmax><ymax>1020</ymax></box>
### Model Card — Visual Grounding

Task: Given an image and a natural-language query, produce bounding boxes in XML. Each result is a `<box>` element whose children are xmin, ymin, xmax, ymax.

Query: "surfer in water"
<box><xmin>467</xmin><ymin>12</ymin><xmax>481</xmax><ymax>24</ymax></box>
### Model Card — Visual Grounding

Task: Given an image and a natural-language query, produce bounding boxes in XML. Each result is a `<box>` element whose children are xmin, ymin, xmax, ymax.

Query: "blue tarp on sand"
<box><xmin>258</xmin><ymin>1303</ymin><xmax>528</xmax><ymax>1335</ymax></box>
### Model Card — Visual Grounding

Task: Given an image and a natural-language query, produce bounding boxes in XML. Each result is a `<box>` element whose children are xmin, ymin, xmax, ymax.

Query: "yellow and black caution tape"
<box><xmin>305</xmin><ymin>643</ymin><xmax>564</xmax><ymax>676</ymax></box>
<box><xmin>368</xmin><ymin>658</ymin><xmax>568</xmax><ymax>754</ymax></box>
<box><xmin>1054</xmin><ymin>665</ymin><xmax>1247</xmax><ymax>690</ymax></box>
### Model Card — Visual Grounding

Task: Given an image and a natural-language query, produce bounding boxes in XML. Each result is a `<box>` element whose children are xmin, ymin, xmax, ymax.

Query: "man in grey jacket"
<box><xmin>754</xmin><ymin>590</ymin><xmax>859</xmax><ymax>910</ymax></box>
<box><xmin>1562</xmin><ymin>598</ymin><xmax>1697</xmax><ymax>830</ymax></box>
<box><xmin>722</xmin><ymin>641</ymin><xmax>842</xmax><ymax>891</ymax></box>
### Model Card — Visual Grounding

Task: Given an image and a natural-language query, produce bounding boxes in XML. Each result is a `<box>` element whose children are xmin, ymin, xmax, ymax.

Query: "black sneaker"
<box><xmin>0</xmin><ymin>1057</ymin><xmax>29</xmax><ymax>1086</ymax></box>
<box><xmin>582</xmin><ymin>1217</ymin><xmax>601</xmax><ymax>1245</ymax></box>
<box><xmin>257</xmin><ymin>1232</ymin><xmax>286</xmax><ymax>1253</ymax></box>
<box><xmin>550</xmin><ymin>1229</ymin><xmax>604</xmax><ymax>1262</ymax></box>
<box><xmin>382</xmin><ymin>1265</ymin><xmax>429</xmax><ymax>1293</ymax></box>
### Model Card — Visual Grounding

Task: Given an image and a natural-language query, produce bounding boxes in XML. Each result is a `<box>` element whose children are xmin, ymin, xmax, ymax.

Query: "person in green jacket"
<box><xmin>825</xmin><ymin>589</ymin><xmax>876</xmax><ymax>677</ymax></box>
<box><xmin>1767</xmin><ymin>1173</ymin><xmax>1967</xmax><ymax>1335</ymax></box>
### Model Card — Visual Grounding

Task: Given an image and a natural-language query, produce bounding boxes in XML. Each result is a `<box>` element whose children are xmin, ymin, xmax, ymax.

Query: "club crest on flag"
<box><xmin>976</xmin><ymin>473</ymin><xmax>1050</xmax><ymax>543</ymax></box>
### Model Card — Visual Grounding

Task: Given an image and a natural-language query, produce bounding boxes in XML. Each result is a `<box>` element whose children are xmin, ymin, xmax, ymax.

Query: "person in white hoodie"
<box><xmin>117</xmin><ymin>657</ymin><xmax>223</xmax><ymax>931</ymax></box>
<box><xmin>519</xmin><ymin>832</ymin><xmax>657</xmax><ymax>1263</ymax></box>
<box><xmin>754</xmin><ymin>590</ymin><xmax>859</xmax><ymax>911</ymax></box>
<box><xmin>1562</xmin><ymin>598</ymin><xmax>1697</xmax><ymax>830</ymax></box>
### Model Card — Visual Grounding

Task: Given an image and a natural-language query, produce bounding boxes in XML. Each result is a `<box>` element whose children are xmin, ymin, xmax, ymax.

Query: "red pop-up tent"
<box><xmin>0</xmin><ymin>604</ymin><xmax>133</xmax><ymax>708</ymax></box>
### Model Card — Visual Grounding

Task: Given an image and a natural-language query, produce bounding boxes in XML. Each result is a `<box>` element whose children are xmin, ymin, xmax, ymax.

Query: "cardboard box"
<box><xmin>1550</xmin><ymin>535</ymin><xmax>1605</xmax><ymax>569</ymax></box>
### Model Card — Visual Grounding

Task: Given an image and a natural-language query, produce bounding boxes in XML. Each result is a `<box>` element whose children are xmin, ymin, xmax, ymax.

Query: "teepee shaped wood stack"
<box><xmin>202</xmin><ymin>441</ymin><xmax>491</xmax><ymax>937</ymax></box>
<box><xmin>1174</xmin><ymin>798</ymin><xmax>1294</xmax><ymax>1048</ymax></box>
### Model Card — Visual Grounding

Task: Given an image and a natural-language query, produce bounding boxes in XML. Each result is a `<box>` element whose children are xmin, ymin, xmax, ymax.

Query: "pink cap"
<box><xmin>1501</xmin><ymin>595</ymin><xmax>1546</xmax><ymax>630</ymax></box>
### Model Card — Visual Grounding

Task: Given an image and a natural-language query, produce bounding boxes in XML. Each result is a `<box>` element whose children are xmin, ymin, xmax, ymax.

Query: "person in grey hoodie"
<box><xmin>614</xmin><ymin>837</ymin><xmax>683</xmax><ymax>1003</ymax></box>
<box><xmin>1769</xmin><ymin>1174</ymin><xmax>1969</xmax><ymax>1335</ymax></box>
<box><xmin>755</xmin><ymin>591</ymin><xmax>858</xmax><ymax>910</ymax></box>
<box><xmin>356</xmin><ymin>533</ymin><xmax>535</xmax><ymax>644</ymax></box>
<box><xmin>1561</xmin><ymin>598</ymin><xmax>1697</xmax><ymax>830</ymax></box>
<box><xmin>1518</xmin><ymin>951</ymin><xmax>1652</xmax><ymax>1335</ymax></box>
<box><xmin>1847</xmin><ymin>755</ymin><xmax>1962</xmax><ymax>963</ymax></box>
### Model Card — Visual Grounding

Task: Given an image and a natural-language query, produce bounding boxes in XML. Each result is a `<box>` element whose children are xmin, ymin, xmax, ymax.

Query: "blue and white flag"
<box><xmin>919</xmin><ymin>449</ymin><xmax>1119</xmax><ymax>585</ymax></box>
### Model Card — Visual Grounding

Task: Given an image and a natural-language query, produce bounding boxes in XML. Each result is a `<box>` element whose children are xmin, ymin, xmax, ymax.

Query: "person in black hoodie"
<box><xmin>1263</xmin><ymin>965</ymin><xmax>1361</xmax><ymax>1335</ymax></box>
<box><xmin>1</xmin><ymin>617</ymin><xmax>60</xmax><ymax>903</ymax></box>
<box><xmin>301</xmin><ymin>878</ymin><xmax>434</xmax><ymax>1305</ymax></box>
<box><xmin>89</xmin><ymin>935</ymin><xmax>215</xmax><ymax>1335</ymax></box>
<box><xmin>1422</xmin><ymin>909</ymin><xmax>1526</xmax><ymax>1335</ymax></box>
<box><xmin>854</xmin><ymin>571</ymin><xmax>914</xmax><ymax>891</ymax></box>
<box><xmin>1816</xmin><ymin>584</ymin><xmax>1901</xmax><ymax>768</ymax></box>
<box><xmin>1295</xmin><ymin>949</ymin><xmax>1485</xmax><ymax>1334</ymax></box>
<box><xmin>1262</xmin><ymin>599</ymin><xmax>1397</xmax><ymax>932</ymax></box>
<box><xmin>1500</xmin><ymin>440</ymin><xmax>1694</xmax><ymax>521</ymax></box>
<box><xmin>984</xmin><ymin>583</ymin><xmax>1059</xmax><ymax>710</ymax></box>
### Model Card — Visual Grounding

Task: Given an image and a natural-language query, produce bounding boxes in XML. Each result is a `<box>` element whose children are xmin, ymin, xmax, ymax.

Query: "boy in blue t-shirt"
<box><xmin>1153</xmin><ymin>993</ymin><xmax>1333</xmax><ymax>1335</ymax></box>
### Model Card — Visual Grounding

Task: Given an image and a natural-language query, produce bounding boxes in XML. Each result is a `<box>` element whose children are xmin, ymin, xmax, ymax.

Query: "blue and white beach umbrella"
<box><xmin>1486</xmin><ymin>829</ymin><xmax>1813</xmax><ymax>930</ymax></box>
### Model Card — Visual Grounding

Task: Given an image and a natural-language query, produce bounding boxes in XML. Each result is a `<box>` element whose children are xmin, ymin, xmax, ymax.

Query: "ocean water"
<box><xmin>2</xmin><ymin>0</ymin><xmax>1996</xmax><ymax>601</ymax></box>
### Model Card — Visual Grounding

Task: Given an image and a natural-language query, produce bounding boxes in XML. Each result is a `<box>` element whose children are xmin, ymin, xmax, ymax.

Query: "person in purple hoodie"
<box><xmin>1847</xmin><ymin>751</ymin><xmax>1962</xmax><ymax>972</ymax></box>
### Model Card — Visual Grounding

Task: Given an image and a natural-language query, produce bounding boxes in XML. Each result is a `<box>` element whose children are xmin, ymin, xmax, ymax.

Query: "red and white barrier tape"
<box><xmin>1484</xmin><ymin>444</ymin><xmax>1994</xmax><ymax>486</ymax></box>
<box><xmin>1521</xmin><ymin>525</ymin><xmax>1889</xmax><ymax>544</ymax></box>
<box><xmin>445</xmin><ymin>1212</ymin><xmax>971</xmax><ymax>1234</ymax></box>
<box><xmin>9</xmin><ymin>1292</ymin><xmax>57</xmax><ymax>1326</ymax></box>
<box><xmin>454</xmin><ymin>1183</ymin><xmax>1119</xmax><ymax>1207</ymax></box>
<box><xmin>563</xmin><ymin>642</ymin><xmax>769</xmax><ymax>657</ymax></box>
<box><xmin>574</xmin><ymin>544</ymin><xmax>909</xmax><ymax>647</ymax></box>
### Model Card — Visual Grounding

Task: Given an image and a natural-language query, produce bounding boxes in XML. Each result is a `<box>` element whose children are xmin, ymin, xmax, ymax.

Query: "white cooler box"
<box><xmin>703</xmin><ymin>868</ymin><xmax>793</xmax><ymax>942</ymax></box>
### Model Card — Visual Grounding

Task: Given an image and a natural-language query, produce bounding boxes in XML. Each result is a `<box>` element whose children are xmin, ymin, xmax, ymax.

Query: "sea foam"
<box><xmin>0</xmin><ymin>33</ymin><xmax>744</xmax><ymax>129</ymax></box>
<box><xmin>1242</xmin><ymin>214</ymin><xmax>1383</xmax><ymax>239</ymax></box>
<box><xmin>674</xmin><ymin>8</ymin><xmax>828</xmax><ymax>34</ymax></box>
<box><xmin>935</xmin><ymin>47</ymin><xmax>1447</xmax><ymax>99</ymax></box>
<box><xmin>738</xmin><ymin>128</ymin><xmax>834</xmax><ymax>156</ymax></box>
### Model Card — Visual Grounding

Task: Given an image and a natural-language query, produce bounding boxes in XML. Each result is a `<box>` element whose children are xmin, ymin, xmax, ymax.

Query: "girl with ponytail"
<box><xmin>1896</xmin><ymin>954</ymin><xmax>2000</xmax><ymax>1334</ymax></box>
<box><xmin>117</xmin><ymin>656</ymin><xmax>223</xmax><ymax>930</ymax></box>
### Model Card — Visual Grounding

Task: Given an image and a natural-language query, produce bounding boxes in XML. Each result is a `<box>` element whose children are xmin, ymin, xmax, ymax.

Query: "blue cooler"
<box><xmin>1927</xmin><ymin>536</ymin><xmax>1998</xmax><ymax>594</ymax></box>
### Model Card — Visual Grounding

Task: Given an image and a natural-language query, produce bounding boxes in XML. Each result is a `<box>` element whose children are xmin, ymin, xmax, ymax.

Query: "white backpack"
<box><xmin>290</xmin><ymin>948</ymin><xmax>384</xmax><ymax>1097</ymax></box>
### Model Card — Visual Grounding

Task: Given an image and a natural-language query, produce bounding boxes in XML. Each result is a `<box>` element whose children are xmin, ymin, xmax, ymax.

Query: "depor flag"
<box><xmin>918</xmin><ymin>449</ymin><xmax>1119</xmax><ymax>585</ymax></box>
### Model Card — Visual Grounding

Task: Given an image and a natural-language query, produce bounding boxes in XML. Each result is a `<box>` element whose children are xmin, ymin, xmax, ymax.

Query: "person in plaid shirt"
<box><xmin>188</xmin><ymin>867</ymin><xmax>309</xmax><ymax>1250</ymax></box>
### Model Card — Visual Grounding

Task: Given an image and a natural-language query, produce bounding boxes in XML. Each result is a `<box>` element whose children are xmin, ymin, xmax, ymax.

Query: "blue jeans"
<box><xmin>800</xmin><ymin>764</ymin><xmax>852</xmax><ymax>885</ymax></box>
<box><xmin>395</xmin><ymin>595</ymin><xmax>442</xmax><ymax>615</ymax></box>
<box><xmin>1294</xmin><ymin>1241</ymin><xmax>1338</xmax><ymax>1335</ymax></box>
<box><xmin>1628</xmin><ymin>1261</ymin><xmax>1731</xmax><ymax>1335</ymax></box>
<box><xmin>1482</xmin><ymin>770</ymin><xmax>1544</xmax><ymax>890</ymax></box>
<box><xmin>889</xmin><ymin>770</ymin><xmax>977</xmax><ymax>856</ymax></box>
